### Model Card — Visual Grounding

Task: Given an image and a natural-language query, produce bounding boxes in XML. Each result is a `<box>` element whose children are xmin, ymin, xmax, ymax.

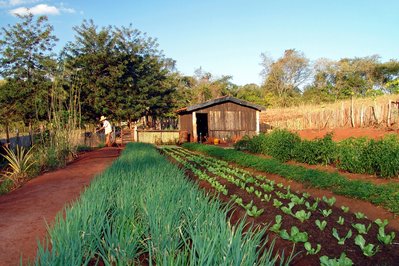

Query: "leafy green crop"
<box><xmin>320</xmin><ymin>253</ymin><xmax>353</xmax><ymax>266</ymax></box>
<box><xmin>352</xmin><ymin>223</ymin><xmax>371</xmax><ymax>234</ymax></box>
<box><xmin>280</xmin><ymin>226</ymin><xmax>308</xmax><ymax>243</ymax></box>
<box><xmin>332</xmin><ymin>228</ymin><xmax>352</xmax><ymax>245</ymax></box>
<box><xmin>337</xmin><ymin>216</ymin><xmax>345</xmax><ymax>225</ymax></box>
<box><xmin>304</xmin><ymin>242</ymin><xmax>321</xmax><ymax>255</ymax></box>
<box><xmin>354</xmin><ymin>235</ymin><xmax>379</xmax><ymax>257</ymax></box>
<box><xmin>316</xmin><ymin>220</ymin><xmax>327</xmax><ymax>231</ymax></box>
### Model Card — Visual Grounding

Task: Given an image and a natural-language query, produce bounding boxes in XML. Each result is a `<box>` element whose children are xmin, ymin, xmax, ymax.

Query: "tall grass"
<box><xmin>34</xmin><ymin>143</ymin><xmax>290</xmax><ymax>265</ymax></box>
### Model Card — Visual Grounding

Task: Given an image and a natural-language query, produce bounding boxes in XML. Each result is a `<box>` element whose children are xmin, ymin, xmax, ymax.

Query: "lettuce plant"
<box><xmin>323</xmin><ymin>196</ymin><xmax>336</xmax><ymax>206</ymax></box>
<box><xmin>341</xmin><ymin>206</ymin><xmax>350</xmax><ymax>213</ymax></box>
<box><xmin>281</xmin><ymin>202</ymin><xmax>295</xmax><ymax>215</ymax></box>
<box><xmin>261</xmin><ymin>193</ymin><xmax>272</xmax><ymax>202</ymax></box>
<box><xmin>354</xmin><ymin>235</ymin><xmax>379</xmax><ymax>257</ymax></box>
<box><xmin>320</xmin><ymin>209</ymin><xmax>333</xmax><ymax>217</ymax></box>
<box><xmin>273</xmin><ymin>199</ymin><xmax>283</xmax><ymax>208</ymax></box>
<box><xmin>280</xmin><ymin>226</ymin><xmax>308</xmax><ymax>243</ymax></box>
<box><xmin>352</xmin><ymin>223</ymin><xmax>371</xmax><ymax>234</ymax></box>
<box><xmin>270</xmin><ymin>215</ymin><xmax>282</xmax><ymax>233</ymax></box>
<box><xmin>332</xmin><ymin>228</ymin><xmax>352</xmax><ymax>245</ymax></box>
<box><xmin>305</xmin><ymin>201</ymin><xmax>318</xmax><ymax>211</ymax></box>
<box><xmin>375</xmin><ymin>219</ymin><xmax>396</xmax><ymax>245</ymax></box>
<box><xmin>354</xmin><ymin>212</ymin><xmax>366</xmax><ymax>219</ymax></box>
<box><xmin>320</xmin><ymin>253</ymin><xmax>353</xmax><ymax>266</ymax></box>
<box><xmin>337</xmin><ymin>216</ymin><xmax>344</xmax><ymax>225</ymax></box>
<box><xmin>316</xmin><ymin>220</ymin><xmax>327</xmax><ymax>231</ymax></box>
<box><xmin>293</xmin><ymin>210</ymin><xmax>311</xmax><ymax>223</ymax></box>
<box><xmin>304</xmin><ymin>242</ymin><xmax>321</xmax><ymax>255</ymax></box>
<box><xmin>247</xmin><ymin>205</ymin><xmax>264</xmax><ymax>218</ymax></box>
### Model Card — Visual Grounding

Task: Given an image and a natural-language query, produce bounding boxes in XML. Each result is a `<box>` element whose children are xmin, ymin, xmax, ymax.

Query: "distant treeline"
<box><xmin>1</xmin><ymin>15</ymin><xmax>398</xmax><ymax>137</ymax></box>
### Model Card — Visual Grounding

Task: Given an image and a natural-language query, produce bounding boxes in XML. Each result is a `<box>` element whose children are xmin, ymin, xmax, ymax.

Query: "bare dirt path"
<box><xmin>296</xmin><ymin>127</ymin><xmax>398</xmax><ymax>141</ymax></box>
<box><xmin>0</xmin><ymin>147</ymin><xmax>122</xmax><ymax>266</ymax></box>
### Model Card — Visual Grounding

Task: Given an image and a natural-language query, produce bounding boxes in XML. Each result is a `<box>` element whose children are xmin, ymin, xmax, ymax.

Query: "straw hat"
<box><xmin>100</xmin><ymin>115</ymin><xmax>107</xmax><ymax>122</ymax></box>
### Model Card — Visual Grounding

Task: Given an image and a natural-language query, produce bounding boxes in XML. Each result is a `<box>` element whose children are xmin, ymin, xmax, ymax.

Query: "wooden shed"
<box><xmin>177</xmin><ymin>96</ymin><xmax>266</xmax><ymax>143</ymax></box>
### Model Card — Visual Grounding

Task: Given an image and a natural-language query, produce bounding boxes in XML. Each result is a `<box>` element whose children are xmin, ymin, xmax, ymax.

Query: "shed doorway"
<box><xmin>196</xmin><ymin>113</ymin><xmax>208</xmax><ymax>143</ymax></box>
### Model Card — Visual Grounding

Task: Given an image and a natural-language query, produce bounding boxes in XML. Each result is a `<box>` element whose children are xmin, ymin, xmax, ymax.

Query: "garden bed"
<box><xmin>161</xmin><ymin>146</ymin><xmax>399</xmax><ymax>265</ymax></box>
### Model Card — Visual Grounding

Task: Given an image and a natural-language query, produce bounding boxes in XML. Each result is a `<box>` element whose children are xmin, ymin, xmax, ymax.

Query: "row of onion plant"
<box><xmin>34</xmin><ymin>143</ymin><xmax>291</xmax><ymax>265</ymax></box>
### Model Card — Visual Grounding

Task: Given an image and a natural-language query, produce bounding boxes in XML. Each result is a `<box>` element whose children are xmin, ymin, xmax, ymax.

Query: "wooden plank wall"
<box><xmin>197</xmin><ymin>102</ymin><xmax>258</xmax><ymax>140</ymax></box>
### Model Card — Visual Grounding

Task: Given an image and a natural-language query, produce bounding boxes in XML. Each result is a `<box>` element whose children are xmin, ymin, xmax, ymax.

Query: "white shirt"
<box><xmin>103</xmin><ymin>120</ymin><xmax>112</xmax><ymax>134</ymax></box>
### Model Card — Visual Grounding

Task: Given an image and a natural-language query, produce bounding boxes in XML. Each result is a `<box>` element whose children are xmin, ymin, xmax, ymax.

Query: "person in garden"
<box><xmin>98</xmin><ymin>116</ymin><xmax>113</xmax><ymax>147</ymax></box>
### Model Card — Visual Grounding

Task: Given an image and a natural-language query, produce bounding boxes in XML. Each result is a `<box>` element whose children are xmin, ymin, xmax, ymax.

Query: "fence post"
<box><xmin>134</xmin><ymin>126</ymin><xmax>138</xmax><ymax>142</ymax></box>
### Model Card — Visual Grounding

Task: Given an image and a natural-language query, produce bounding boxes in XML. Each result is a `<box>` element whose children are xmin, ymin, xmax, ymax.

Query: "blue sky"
<box><xmin>0</xmin><ymin>0</ymin><xmax>398</xmax><ymax>85</ymax></box>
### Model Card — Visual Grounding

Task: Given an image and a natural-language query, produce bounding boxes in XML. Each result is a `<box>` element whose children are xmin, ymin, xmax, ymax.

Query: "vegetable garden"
<box><xmin>34</xmin><ymin>143</ymin><xmax>291</xmax><ymax>265</ymax></box>
<box><xmin>161</xmin><ymin>146</ymin><xmax>399</xmax><ymax>265</ymax></box>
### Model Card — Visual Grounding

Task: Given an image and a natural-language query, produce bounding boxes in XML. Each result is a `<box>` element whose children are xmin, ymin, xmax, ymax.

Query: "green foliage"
<box><xmin>237</xmin><ymin>131</ymin><xmax>399</xmax><ymax>178</ymax></box>
<box><xmin>183</xmin><ymin>143</ymin><xmax>399</xmax><ymax>214</ymax></box>
<box><xmin>337</xmin><ymin>135</ymin><xmax>399</xmax><ymax>178</ymax></box>
<box><xmin>315</xmin><ymin>220</ymin><xmax>327</xmax><ymax>231</ymax></box>
<box><xmin>262</xmin><ymin>129</ymin><xmax>301</xmax><ymax>162</ymax></box>
<box><xmin>1</xmin><ymin>145</ymin><xmax>35</xmax><ymax>186</ymax></box>
<box><xmin>0</xmin><ymin>179</ymin><xmax>13</xmax><ymax>194</ymax></box>
<box><xmin>292</xmin><ymin>133</ymin><xmax>337</xmax><ymax>165</ymax></box>
<box><xmin>0</xmin><ymin>14</ymin><xmax>58</xmax><ymax>124</ymax></box>
<box><xmin>35</xmin><ymin>143</ymin><xmax>290</xmax><ymax>265</ymax></box>
<box><xmin>332</xmin><ymin>228</ymin><xmax>352</xmax><ymax>245</ymax></box>
<box><xmin>320</xmin><ymin>253</ymin><xmax>353</xmax><ymax>266</ymax></box>
<box><xmin>304</xmin><ymin>242</ymin><xmax>321</xmax><ymax>255</ymax></box>
<box><xmin>63</xmin><ymin>20</ymin><xmax>177</xmax><ymax>123</ymax></box>
<box><xmin>354</xmin><ymin>235</ymin><xmax>379</xmax><ymax>257</ymax></box>
<box><xmin>279</xmin><ymin>226</ymin><xmax>308</xmax><ymax>243</ymax></box>
<box><xmin>352</xmin><ymin>223</ymin><xmax>371</xmax><ymax>234</ymax></box>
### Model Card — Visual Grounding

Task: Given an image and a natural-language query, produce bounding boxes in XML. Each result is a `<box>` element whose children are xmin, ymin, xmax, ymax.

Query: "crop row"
<box><xmin>235</xmin><ymin>129</ymin><xmax>399</xmax><ymax>178</ymax></box>
<box><xmin>161</xmin><ymin>146</ymin><xmax>399</xmax><ymax>265</ymax></box>
<box><xmin>183</xmin><ymin>143</ymin><xmax>399</xmax><ymax>214</ymax></box>
<box><xmin>34</xmin><ymin>143</ymin><xmax>289</xmax><ymax>265</ymax></box>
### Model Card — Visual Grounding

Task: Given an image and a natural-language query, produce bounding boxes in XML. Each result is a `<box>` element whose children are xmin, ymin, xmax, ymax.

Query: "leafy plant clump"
<box><xmin>1</xmin><ymin>145</ymin><xmax>35</xmax><ymax>187</ymax></box>
<box><xmin>235</xmin><ymin>130</ymin><xmax>399</xmax><ymax>178</ymax></box>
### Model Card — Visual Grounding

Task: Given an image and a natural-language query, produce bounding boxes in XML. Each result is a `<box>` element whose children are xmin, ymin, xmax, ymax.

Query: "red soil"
<box><xmin>296</xmin><ymin>127</ymin><xmax>398</xmax><ymax>141</ymax></box>
<box><xmin>0</xmin><ymin>147</ymin><xmax>121</xmax><ymax>266</ymax></box>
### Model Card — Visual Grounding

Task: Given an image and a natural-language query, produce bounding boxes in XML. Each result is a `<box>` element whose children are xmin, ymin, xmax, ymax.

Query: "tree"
<box><xmin>62</xmin><ymin>21</ymin><xmax>177</xmax><ymax>126</ymax></box>
<box><xmin>260</xmin><ymin>49</ymin><xmax>311</xmax><ymax>106</ymax></box>
<box><xmin>0</xmin><ymin>13</ymin><xmax>58</xmax><ymax>139</ymax></box>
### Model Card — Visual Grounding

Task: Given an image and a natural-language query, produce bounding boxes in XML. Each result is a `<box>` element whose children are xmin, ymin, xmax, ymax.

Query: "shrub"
<box><xmin>293</xmin><ymin>133</ymin><xmax>337</xmax><ymax>165</ymax></box>
<box><xmin>260</xmin><ymin>129</ymin><xmax>301</xmax><ymax>162</ymax></box>
<box><xmin>337</xmin><ymin>135</ymin><xmax>399</xmax><ymax>178</ymax></box>
<box><xmin>1</xmin><ymin>145</ymin><xmax>35</xmax><ymax>187</ymax></box>
<box><xmin>233</xmin><ymin>135</ymin><xmax>251</xmax><ymax>151</ymax></box>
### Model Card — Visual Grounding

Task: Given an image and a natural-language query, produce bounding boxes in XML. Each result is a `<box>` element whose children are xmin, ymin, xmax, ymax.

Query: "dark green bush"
<box><xmin>261</xmin><ymin>129</ymin><xmax>301</xmax><ymax>162</ymax></box>
<box><xmin>336</xmin><ymin>134</ymin><xmax>399</xmax><ymax>178</ymax></box>
<box><xmin>292</xmin><ymin>133</ymin><xmax>336</xmax><ymax>165</ymax></box>
<box><xmin>337</xmin><ymin>137</ymin><xmax>368</xmax><ymax>174</ymax></box>
<box><xmin>235</xmin><ymin>129</ymin><xmax>399</xmax><ymax>178</ymax></box>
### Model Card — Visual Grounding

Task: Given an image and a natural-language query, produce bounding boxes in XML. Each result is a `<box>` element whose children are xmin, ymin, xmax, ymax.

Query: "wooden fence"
<box><xmin>261</xmin><ymin>95</ymin><xmax>399</xmax><ymax>130</ymax></box>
